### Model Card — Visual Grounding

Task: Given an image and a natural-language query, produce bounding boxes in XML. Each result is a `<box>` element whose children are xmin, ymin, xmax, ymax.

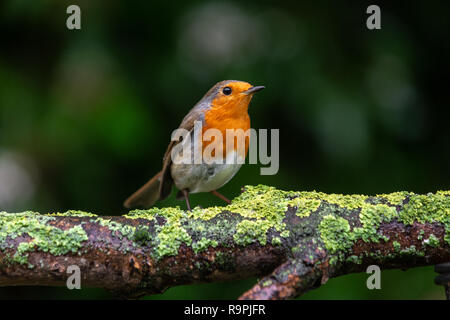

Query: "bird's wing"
<box><xmin>158</xmin><ymin>105</ymin><xmax>207</xmax><ymax>199</ymax></box>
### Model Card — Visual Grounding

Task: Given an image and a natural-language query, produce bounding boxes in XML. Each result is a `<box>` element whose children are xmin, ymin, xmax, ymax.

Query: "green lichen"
<box><xmin>185</xmin><ymin>218</ymin><xmax>236</xmax><ymax>248</ymax></box>
<box><xmin>319</xmin><ymin>215</ymin><xmax>354</xmax><ymax>255</ymax></box>
<box><xmin>346</xmin><ymin>255</ymin><xmax>363</xmax><ymax>264</ymax></box>
<box><xmin>180</xmin><ymin>185</ymin><xmax>309</xmax><ymax>248</ymax></box>
<box><xmin>271</xmin><ymin>237</ymin><xmax>282</xmax><ymax>246</ymax></box>
<box><xmin>288</xmin><ymin>191</ymin><xmax>369</xmax><ymax>211</ymax></box>
<box><xmin>398</xmin><ymin>193</ymin><xmax>450</xmax><ymax>225</ymax></box>
<box><xmin>234</xmin><ymin>220</ymin><xmax>272</xmax><ymax>246</ymax></box>
<box><xmin>353</xmin><ymin>203</ymin><xmax>397</xmax><ymax>243</ymax></box>
<box><xmin>50</xmin><ymin>210</ymin><xmax>97</xmax><ymax>217</ymax></box>
<box><xmin>0</xmin><ymin>211</ymin><xmax>88</xmax><ymax>267</ymax></box>
<box><xmin>317</xmin><ymin>189</ymin><xmax>450</xmax><ymax>262</ymax></box>
<box><xmin>124</xmin><ymin>209</ymin><xmax>156</xmax><ymax>220</ymax></box>
<box><xmin>288</xmin><ymin>198</ymin><xmax>321</xmax><ymax>218</ymax></box>
<box><xmin>155</xmin><ymin>223</ymin><xmax>192</xmax><ymax>258</ymax></box>
<box><xmin>280</xmin><ymin>230</ymin><xmax>290</xmax><ymax>237</ymax></box>
<box><xmin>226</xmin><ymin>185</ymin><xmax>291</xmax><ymax>232</ymax></box>
<box><xmin>377</xmin><ymin>191</ymin><xmax>411</xmax><ymax>206</ymax></box>
<box><xmin>126</xmin><ymin>206</ymin><xmax>184</xmax><ymax>221</ymax></box>
<box><xmin>14</xmin><ymin>242</ymin><xmax>35</xmax><ymax>266</ymax></box>
<box><xmin>95</xmin><ymin>218</ymin><xmax>136</xmax><ymax>240</ymax></box>
<box><xmin>398</xmin><ymin>193</ymin><xmax>450</xmax><ymax>245</ymax></box>
<box><xmin>423</xmin><ymin>234</ymin><xmax>440</xmax><ymax>247</ymax></box>
<box><xmin>393</xmin><ymin>241</ymin><xmax>401</xmax><ymax>251</ymax></box>
<box><xmin>134</xmin><ymin>207</ymin><xmax>195</xmax><ymax>259</ymax></box>
<box><xmin>192</xmin><ymin>237</ymin><xmax>218</xmax><ymax>253</ymax></box>
<box><xmin>189</xmin><ymin>206</ymin><xmax>224</xmax><ymax>220</ymax></box>
<box><xmin>400</xmin><ymin>245</ymin><xmax>424</xmax><ymax>257</ymax></box>
<box><xmin>322</xmin><ymin>194</ymin><xmax>368</xmax><ymax>210</ymax></box>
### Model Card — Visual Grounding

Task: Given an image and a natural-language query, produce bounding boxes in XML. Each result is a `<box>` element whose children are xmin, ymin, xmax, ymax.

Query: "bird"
<box><xmin>124</xmin><ymin>80</ymin><xmax>265</xmax><ymax>210</ymax></box>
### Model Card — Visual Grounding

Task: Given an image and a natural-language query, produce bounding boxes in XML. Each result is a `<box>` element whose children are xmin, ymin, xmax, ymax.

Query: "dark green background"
<box><xmin>0</xmin><ymin>1</ymin><xmax>449</xmax><ymax>299</ymax></box>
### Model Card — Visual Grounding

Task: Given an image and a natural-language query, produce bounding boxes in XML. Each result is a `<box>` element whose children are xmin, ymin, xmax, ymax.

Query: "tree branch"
<box><xmin>0</xmin><ymin>185</ymin><xmax>449</xmax><ymax>299</ymax></box>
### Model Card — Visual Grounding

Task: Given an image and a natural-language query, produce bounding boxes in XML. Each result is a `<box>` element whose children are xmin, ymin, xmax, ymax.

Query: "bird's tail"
<box><xmin>123</xmin><ymin>171</ymin><xmax>162</xmax><ymax>209</ymax></box>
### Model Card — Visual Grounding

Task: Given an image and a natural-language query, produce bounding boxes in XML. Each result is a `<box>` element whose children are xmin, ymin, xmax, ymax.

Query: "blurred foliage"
<box><xmin>0</xmin><ymin>0</ymin><xmax>449</xmax><ymax>299</ymax></box>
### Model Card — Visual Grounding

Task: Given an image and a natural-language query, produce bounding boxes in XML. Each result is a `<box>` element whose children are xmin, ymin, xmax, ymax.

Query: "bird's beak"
<box><xmin>243</xmin><ymin>86</ymin><xmax>265</xmax><ymax>95</ymax></box>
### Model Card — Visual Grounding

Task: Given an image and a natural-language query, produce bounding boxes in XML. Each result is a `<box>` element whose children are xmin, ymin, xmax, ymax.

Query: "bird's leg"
<box><xmin>182</xmin><ymin>189</ymin><xmax>191</xmax><ymax>211</ymax></box>
<box><xmin>211</xmin><ymin>190</ymin><xmax>231</xmax><ymax>204</ymax></box>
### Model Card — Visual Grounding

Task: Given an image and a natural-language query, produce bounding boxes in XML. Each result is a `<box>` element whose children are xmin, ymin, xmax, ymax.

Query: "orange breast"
<box><xmin>202</xmin><ymin>98</ymin><xmax>251</xmax><ymax>159</ymax></box>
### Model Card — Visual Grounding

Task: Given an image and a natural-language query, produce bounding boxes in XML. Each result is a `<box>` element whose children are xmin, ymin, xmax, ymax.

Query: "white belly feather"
<box><xmin>171</xmin><ymin>150</ymin><xmax>243</xmax><ymax>193</ymax></box>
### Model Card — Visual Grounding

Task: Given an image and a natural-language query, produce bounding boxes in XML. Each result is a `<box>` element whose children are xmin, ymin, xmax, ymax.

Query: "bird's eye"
<box><xmin>222</xmin><ymin>87</ymin><xmax>232</xmax><ymax>95</ymax></box>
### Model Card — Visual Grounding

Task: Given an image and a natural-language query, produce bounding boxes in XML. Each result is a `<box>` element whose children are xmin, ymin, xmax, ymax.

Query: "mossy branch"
<box><xmin>0</xmin><ymin>185</ymin><xmax>449</xmax><ymax>299</ymax></box>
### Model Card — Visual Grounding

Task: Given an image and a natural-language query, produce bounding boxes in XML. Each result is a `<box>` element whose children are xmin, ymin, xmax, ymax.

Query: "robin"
<box><xmin>124</xmin><ymin>80</ymin><xmax>265</xmax><ymax>210</ymax></box>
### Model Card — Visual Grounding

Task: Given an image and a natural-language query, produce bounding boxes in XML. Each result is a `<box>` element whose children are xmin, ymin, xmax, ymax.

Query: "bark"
<box><xmin>0</xmin><ymin>185</ymin><xmax>449</xmax><ymax>299</ymax></box>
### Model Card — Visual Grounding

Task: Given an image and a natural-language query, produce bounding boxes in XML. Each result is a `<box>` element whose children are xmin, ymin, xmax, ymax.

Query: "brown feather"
<box><xmin>123</xmin><ymin>171</ymin><xmax>162</xmax><ymax>208</ymax></box>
